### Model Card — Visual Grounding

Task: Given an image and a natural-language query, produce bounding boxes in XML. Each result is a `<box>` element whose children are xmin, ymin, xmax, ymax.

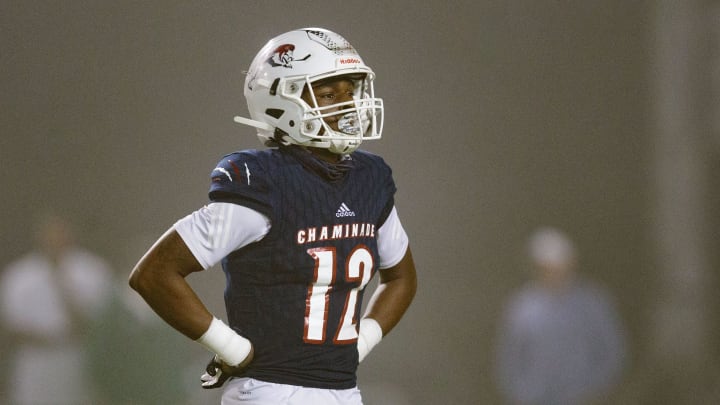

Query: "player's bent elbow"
<box><xmin>128</xmin><ymin>242</ymin><xmax>169</xmax><ymax>294</ymax></box>
<box><xmin>128</xmin><ymin>266</ymin><xmax>145</xmax><ymax>293</ymax></box>
<box><xmin>128</xmin><ymin>263</ymin><xmax>155</xmax><ymax>295</ymax></box>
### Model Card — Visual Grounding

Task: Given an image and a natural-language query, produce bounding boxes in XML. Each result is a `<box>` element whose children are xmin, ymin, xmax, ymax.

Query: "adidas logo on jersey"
<box><xmin>336</xmin><ymin>203</ymin><xmax>356</xmax><ymax>218</ymax></box>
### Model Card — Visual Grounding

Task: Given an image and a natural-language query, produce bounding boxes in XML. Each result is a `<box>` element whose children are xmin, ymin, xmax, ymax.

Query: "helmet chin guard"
<box><xmin>235</xmin><ymin>28</ymin><xmax>384</xmax><ymax>154</ymax></box>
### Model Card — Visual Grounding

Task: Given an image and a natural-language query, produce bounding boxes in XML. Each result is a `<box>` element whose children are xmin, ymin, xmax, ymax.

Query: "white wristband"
<box><xmin>357</xmin><ymin>318</ymin><xmax>383</xmax><ymax>363</ymax></box>
<box><xmin>196</xmin><ymin>317</ymin><xmax>252</xmax><ymax>366</ymax></box>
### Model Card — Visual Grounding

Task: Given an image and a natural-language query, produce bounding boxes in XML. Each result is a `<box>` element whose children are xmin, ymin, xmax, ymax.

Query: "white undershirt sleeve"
<box><xmin>174</xmin><ymin>202</ymin><xmax>271</xmax><ymax>269</ymax></box>
<box><xmin>376</xmin><ymin>206</ymin><xmax>409</xmax><ymax>269</ymax></box>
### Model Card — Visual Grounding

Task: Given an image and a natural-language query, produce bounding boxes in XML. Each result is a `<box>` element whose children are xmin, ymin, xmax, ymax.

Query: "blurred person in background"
<box><xmin>494</xmin><ymin>227</ymin><xmax>626</xmax><ymax>405</ymax></box>
<box><xmin>84</xmin><ymin>233</ymin><xmax>201</xmax><ymax>404</ymax></box>
<box><xmin>86</xmin><ymin>282</ymin><xmax>199</xmax><ymax>405</ymax></box>
<box><xmin>0</xmin><ymin>211</ymin><xmax>114</xmax><ymax>404</ymax></box>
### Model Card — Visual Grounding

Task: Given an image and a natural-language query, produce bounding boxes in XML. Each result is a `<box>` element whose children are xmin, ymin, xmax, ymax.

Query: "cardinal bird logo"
<box><xmin>267</xmin><ymin>44</ymin><xmax>310</xmax><ymax>68</ymax></box>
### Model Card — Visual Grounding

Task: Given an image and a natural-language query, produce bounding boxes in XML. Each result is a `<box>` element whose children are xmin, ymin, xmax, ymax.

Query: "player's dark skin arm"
<box><xmin>128</xmin><ymin>228</ymin><xmax>213</xmax><ymax>340</ymax></box>
<box><xmin>363</xmin><ymin>246</ymin><xmax>417</xmax><ymax>335</ymax></box>
<box><xmin>129</xmin><ymin>229</ymin><xmax>254</xmax><ymax>374</ymax></box>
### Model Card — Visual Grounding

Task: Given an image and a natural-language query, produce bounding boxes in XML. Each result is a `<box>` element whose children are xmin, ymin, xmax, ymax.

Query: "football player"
<box><xmin>129</xmin><ymin>27</ymin><xmax>417</xmax><ymax>404</ymax></box>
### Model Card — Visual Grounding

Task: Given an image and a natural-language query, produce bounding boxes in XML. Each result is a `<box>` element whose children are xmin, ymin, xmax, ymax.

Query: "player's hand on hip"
<box><xmin>200</xmin><ymin>345</ymin><xmax>255</xmax><ymax>389</ymax></box>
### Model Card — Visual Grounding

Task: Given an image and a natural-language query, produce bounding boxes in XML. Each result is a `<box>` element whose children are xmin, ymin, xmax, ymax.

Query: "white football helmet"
<box><xmin>234</xmin><ymin>28</ymin><xmax>384</xmax><ymax>154</ymax></box>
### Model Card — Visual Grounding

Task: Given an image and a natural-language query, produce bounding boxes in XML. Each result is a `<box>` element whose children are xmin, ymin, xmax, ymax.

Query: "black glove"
<box><xmin>201</xmin><ymin>355</ymin><xmax>230</xmax><ymax>389</ymax></box>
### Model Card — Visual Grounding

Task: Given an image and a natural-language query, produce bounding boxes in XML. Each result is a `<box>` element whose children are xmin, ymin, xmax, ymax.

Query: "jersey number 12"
<box><xmin>304</xmin><ymin>245</ymin><xmax>373</xmax><ymax>344</ymax></box>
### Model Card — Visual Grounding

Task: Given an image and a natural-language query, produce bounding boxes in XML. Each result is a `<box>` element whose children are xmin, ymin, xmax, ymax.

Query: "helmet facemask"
<box><xmin>279</xmin><ymin>73</ymin><xmax>383</xmax><ymax>154</ymax></box>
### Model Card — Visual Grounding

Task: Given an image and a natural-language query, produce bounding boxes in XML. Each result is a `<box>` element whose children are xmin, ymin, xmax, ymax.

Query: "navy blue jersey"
<box><xmin>208</xmin><ymin>146</ymin><xmax>396</xmax><ymax>389</ymax></box>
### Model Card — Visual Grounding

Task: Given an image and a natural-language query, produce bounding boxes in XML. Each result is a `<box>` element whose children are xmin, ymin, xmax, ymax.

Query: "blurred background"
<box><xmin>1</xmin><ymin>1</ymin><xmax>718</xmax><ymax>404</ymax></box>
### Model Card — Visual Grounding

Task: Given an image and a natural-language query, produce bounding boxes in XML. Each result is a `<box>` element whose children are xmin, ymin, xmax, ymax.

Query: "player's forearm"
<box><xmin>363</xmin><ymin>247</ymin><xmax>417</xmax><ymax>334</ymax></box>
<box><xmin>364</xmin><ymin>278</ymin><xmax>416</xmax><ymax>334</ymax></box>
<box><xmin>129</xmin><ymin>229</ymin><xmax>213</xmax><ymax>340</ymax></box>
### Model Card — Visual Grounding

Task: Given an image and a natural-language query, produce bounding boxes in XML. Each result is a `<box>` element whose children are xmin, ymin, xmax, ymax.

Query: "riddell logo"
<box><xmin>338</xmin><ymin>58</ymin><xmax>360</xmax><ymax>65</ymax></box>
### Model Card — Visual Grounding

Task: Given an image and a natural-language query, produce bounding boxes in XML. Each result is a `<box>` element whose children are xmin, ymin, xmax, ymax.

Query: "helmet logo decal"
<box><xmin>267</xmin><ymin>44</ymin><xmax>310</xmax><ymax>68</ymax></box>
